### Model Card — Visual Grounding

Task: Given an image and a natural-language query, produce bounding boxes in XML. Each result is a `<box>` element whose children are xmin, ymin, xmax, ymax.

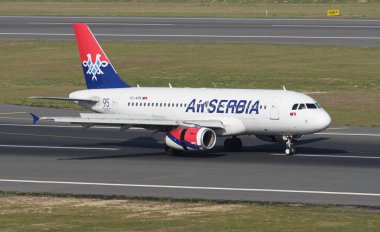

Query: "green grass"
<box><xmin>0</xmin><ymin>193</ymin><xmax>379</xmax><ymax>231</ymax></box>
<box><xmin>0</xmin><ymin>40</ymin><xmax>379</xmax><ymax>126</ymax></box>
<box><xmin>2</xmin><ymin>1</ymin><xmax>380</xmax><ymax>18</ymax></box>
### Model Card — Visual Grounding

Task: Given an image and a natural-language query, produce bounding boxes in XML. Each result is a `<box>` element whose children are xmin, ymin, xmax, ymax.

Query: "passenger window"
<box><xmin>292</xmin><ymin>104</ymin><xmax>298</xmax><ymax>110</ymax></box>
<box><xmin>298</xmin><ymin>104</ymin><xmax>306</xmax><ymax>110</ymax></box>
<box><xmin>306</xmin><ymin>103</ymin><xmax>317</xmax><ymax>109</ymax></box>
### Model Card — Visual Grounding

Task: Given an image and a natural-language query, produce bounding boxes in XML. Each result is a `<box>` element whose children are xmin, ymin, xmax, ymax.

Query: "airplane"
<box><xmin>30</xmin><ymin>23</ymin><xmax>331</xmax><ymax>156</ymax></box>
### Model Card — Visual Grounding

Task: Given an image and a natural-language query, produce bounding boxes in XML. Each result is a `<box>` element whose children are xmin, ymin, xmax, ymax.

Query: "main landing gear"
<box><xmin>165</xmin><ymin>146</ymin><xmax>181</xmax><ymax>156</ymax></box>
<box><xmin>283</xmin><ymin>135</ymin><xmax>296</xmax><ymax>156</ymax></box>
<box><xmin>224</xmin><ymin>137</ymin><xmax>242</xmax><ymax>152</ymax></box>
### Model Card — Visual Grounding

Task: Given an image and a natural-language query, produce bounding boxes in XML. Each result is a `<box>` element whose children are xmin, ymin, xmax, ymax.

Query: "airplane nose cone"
<box><xmin>318</xmin><ymin>111</ymin><xmax>331</xmax><ymax>131</ymax></box>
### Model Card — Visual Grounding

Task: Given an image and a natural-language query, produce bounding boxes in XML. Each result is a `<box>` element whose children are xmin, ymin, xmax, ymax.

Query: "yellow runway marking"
<box><xmin>327</xmin><ymin>127</ymin><xmax>347</xmax><ymax>130</ymax></box>
<box><xmin>0</xmin><ymin>131</ymin><xmax>125</xmax><ymax>142</ymax></box>
<box><xmin>0</xmin><ymin>112</ymin><xmax>27</xmax><ymax>115</ymax></box>
<box><xmin>0</xmin><ymin>117</ymin><xmax>31</xmax><ymax>120</ymax></box>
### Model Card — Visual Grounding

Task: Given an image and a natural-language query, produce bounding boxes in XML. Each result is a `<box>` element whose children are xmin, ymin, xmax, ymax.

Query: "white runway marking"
<box><xmin>316</xmin><ymin>132</ymin><xmax>380</xmax><ymax>137</ymax></box>
<box><xmin>27</xmin><ymin>22</ymin><xmax>173</xmax><ymax>26</ymax></box>
<box><xmin>0</xmin><ymin>179</ymin><xmax>379</xmax><ymax>197</ymax></box>
<box><xmin>0</xmin><ymin>144</ymin><xmax>119</xmax><ymax>151</ymax></box>
<box><xmin>271</xmin><ymin>153</ymin><xmax>380</xmax><ymax>159</ymax></box>
<box><xmin>1</xmin><ymin>32</ymin><xmax>380</xmax><ymax>40</ymax></box>
<box><xmin>273</xmin><ymin>24</ymin><xmax>380</xmax><ymax>28</ymax></box>
<box><xmin>0</xmin><ymin>123</ymin><xmax>143</xmax><ymax>129</ymax></box>
<box><xmin>0</xmin><ymin>112</ymin><xmax>27</xmax><ymax>115</ymax></box>
<box><xmin>0</xmin><ymin>123</ymin><xmax>115</xmax><ymax>128</ymax></box>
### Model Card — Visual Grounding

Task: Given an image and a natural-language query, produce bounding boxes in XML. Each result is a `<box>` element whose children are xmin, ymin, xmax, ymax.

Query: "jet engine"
<box><xmin>165</xmin><ymin>127</ymin><xmax>216</xmax><ymax>151</ymax></box>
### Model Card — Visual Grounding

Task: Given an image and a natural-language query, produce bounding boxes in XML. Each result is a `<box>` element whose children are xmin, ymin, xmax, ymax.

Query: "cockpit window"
<box><xmin>298</xmin><ymin>104</ymin><xmax>306</xmax><ymax>110</ymax></box>
<box><xmin>315</xmin><ymin>102</ymin><xmax>322</xmax><ymax>108</ymax></box>
<box><xmin>292</xmin><ymin>104</ymin><xmax>298</xmax><ymax>110</ymax></box>
<box><xmin>306</xmin><ymin>103</ymin><xmax>317</xmax><ymax>109</ymax></box>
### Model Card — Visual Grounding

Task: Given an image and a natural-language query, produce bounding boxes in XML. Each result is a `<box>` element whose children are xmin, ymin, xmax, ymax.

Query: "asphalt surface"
<box><xmin>1</xmin><ymin>16</ymin><xmax>380</xmax><ymax>46</ymax></box>
<box><xmin>0</xmin><ymin>104</ymin><xmax>379</xmax><ymax>206</ymax></box>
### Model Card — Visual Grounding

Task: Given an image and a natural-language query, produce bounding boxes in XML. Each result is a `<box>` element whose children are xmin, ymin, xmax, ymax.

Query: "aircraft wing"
<box><xmin>38</xmin><ymin>113</ymin><xmax>225</xmax><ymax>131</ymax></box>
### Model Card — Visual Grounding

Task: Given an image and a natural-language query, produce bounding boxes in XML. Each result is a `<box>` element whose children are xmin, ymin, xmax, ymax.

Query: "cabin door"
<box><xmin>270</xmin><ymin>97</ymin><xmax>281</xmax><ymax>120</ymax></box>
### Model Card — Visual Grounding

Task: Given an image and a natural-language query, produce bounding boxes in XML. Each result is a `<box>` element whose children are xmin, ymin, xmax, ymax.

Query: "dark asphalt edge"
<box><xmin>1</xmin><ymin>190</ymin><xmax>379</xmax><ymax>211</ymax></box>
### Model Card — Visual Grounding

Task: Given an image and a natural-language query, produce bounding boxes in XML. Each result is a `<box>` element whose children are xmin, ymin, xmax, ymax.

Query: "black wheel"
<box><xmin>232</xmin><ymin>138</ymin><xmax>243</xmax><ymax>151</ymax></box>
<box><xmin>165</xmin><ymin>146</ymin><xmax>181</xmax><ymax>156</ymax></box>
<box><xmin>285</xmin><ymin>147</ymin><xmax>294</xmax><ymax>156</ymax></box>
<box><xmin>224</xmin><ymin>138</ymin><xmax>234</xmax><ymax>151</ymax></box>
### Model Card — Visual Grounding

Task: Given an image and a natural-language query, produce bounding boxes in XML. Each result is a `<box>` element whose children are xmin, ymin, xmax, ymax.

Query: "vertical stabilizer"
<box><xmin>73</xmin><ymin>23</ymin><xmax>130</xmax><ymax>89</ymax></box>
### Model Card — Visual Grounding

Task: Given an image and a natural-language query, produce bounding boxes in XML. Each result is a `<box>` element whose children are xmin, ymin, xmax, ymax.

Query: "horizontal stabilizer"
<box><xmin>29</xmin><ymin>96</ymin><xmax>98</xmax><ymax>103</ymax></box>
<box><xmin>30</xmin><ymin>113</ymin><xmax>40</xmax><ymax>124</ymax></box>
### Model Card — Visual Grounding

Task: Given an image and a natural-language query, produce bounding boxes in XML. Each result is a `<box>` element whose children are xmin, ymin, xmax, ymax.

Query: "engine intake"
<box><xmin>166</xmin><ymin>127</ymin><xmax>216</xmax><ymax>151</ymax></box>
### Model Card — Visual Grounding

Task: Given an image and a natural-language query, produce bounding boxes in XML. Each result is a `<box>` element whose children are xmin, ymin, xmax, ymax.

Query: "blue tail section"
<box><xmin>73</xmin><ymin>23</ymin><xmax>131</xmax><ymax>89</ymax></box>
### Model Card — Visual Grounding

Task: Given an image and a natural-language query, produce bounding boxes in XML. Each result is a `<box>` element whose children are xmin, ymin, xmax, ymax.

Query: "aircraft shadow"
<box><xmin>62</xmin><ymin>136</ymin><xmax>346</xmax><ymax>160</ymax></box>
<box><xmin>72</xmin><ymin>136</ymin><xmax>164</xmax><ymax>149</ymax></box>
<box><xmin>59</xmin><ymin>152</ymin><xmax>164</xmax><ymax>160</ymax></box>
<box><xmin>295</xmin><ymin>137</ymin><xmax>330</xmax><ymax>145</ymax></box>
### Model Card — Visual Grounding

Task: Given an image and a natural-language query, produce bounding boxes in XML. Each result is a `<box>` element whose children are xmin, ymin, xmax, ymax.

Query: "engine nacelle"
<box><xmin>165</xmin><ymin>127</ymin><xmax>216</xmax><ymax>151</ymax></box>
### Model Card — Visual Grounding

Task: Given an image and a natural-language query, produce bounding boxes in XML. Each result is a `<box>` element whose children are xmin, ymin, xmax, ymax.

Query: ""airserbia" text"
<box><xmin>185</xmin><ymin>99</ymin><xmax>260</xmax><ymax>114</ymax></box>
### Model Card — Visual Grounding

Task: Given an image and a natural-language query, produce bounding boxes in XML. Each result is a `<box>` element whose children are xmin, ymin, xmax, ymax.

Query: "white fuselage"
<box><xmin>69</xmin><ymin>87</ymin><xmax>331</xmax><ymax>136</ymax></box>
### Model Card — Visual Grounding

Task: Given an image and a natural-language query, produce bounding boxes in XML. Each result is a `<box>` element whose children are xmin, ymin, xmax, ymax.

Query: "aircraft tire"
<box><xmin>224</xmin><ymin>138</ymin><xmax>234</xmax><ymax>151</ymax></box>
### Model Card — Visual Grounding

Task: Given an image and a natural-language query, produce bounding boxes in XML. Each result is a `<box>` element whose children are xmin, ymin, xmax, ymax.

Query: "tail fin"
<box><xmin>73</xmin><ymin>23</ymin><xmax>130</xmax><ymax>89</ymax></box>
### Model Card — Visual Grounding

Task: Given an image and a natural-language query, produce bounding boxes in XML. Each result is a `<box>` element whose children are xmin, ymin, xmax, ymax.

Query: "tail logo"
<box><xmin>82</xmin><ymin>54</ymin><xmax>109</xmax><ymax>81</ymax></box>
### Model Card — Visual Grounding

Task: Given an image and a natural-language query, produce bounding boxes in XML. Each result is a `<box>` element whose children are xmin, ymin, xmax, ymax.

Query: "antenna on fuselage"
<box><xmin>169</xmin><ymin>83</ymin><xmax>172</xmax><ymax>88</ymax></box>
<box><xmin>137</xmin><ymin>84</ymin><xmax>140</xmax><ymax>88</ymax></box>
<box><xmin>283</xmin><ymin>85</ymin><xmax>286</xmax><ymax>91</ymax></box>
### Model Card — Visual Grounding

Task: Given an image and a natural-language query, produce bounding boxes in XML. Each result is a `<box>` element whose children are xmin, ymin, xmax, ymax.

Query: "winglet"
<box><xmin>30</xmin><ymin>113</ymin><xmax>40</xmax><ymax>124</ymax></box>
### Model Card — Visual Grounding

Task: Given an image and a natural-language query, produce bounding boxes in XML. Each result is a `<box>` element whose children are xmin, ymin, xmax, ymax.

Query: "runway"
<box><xmin>0</xmin><ymin>104</ymin><xmax>379</xmax><ymax>206</ymax></box>
<box><xmin>1</xmin><ymin>16</ymin><xmax>380</xmax><ymax>46</ymax></box>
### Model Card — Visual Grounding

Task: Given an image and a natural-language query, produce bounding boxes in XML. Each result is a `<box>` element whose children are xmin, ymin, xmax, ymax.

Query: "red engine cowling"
<box><xmin>165</xmin><ymin>128</ymin><xmax>216</xmax><ymax>151</ymax></box>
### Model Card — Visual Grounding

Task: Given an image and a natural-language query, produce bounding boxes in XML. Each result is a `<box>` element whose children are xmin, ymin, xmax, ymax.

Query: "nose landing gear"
<box><xmin>283</xmin><ymin>135</ymin><xmax>296</xmax><ymax>155</ymax></box>
<box><xmin>224</xmin><ymin>137</ymin><xmax>242</xmax><ymax>152</ymax></box>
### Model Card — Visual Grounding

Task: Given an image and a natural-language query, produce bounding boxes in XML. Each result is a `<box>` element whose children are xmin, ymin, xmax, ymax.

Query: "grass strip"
<box><xmin>0</xmin><ymin>191</ymin><xmax>379</xmax><ymax>231</ymax></box>
<box><xmin>1</xmin><ymin>1</ymin><xmax>380</xmax><ymax>18</ymax></box>
<box><xmin>0</xmin><ymin>40</ymin><xmax>379</xmax><ymax>126</ymax></box>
